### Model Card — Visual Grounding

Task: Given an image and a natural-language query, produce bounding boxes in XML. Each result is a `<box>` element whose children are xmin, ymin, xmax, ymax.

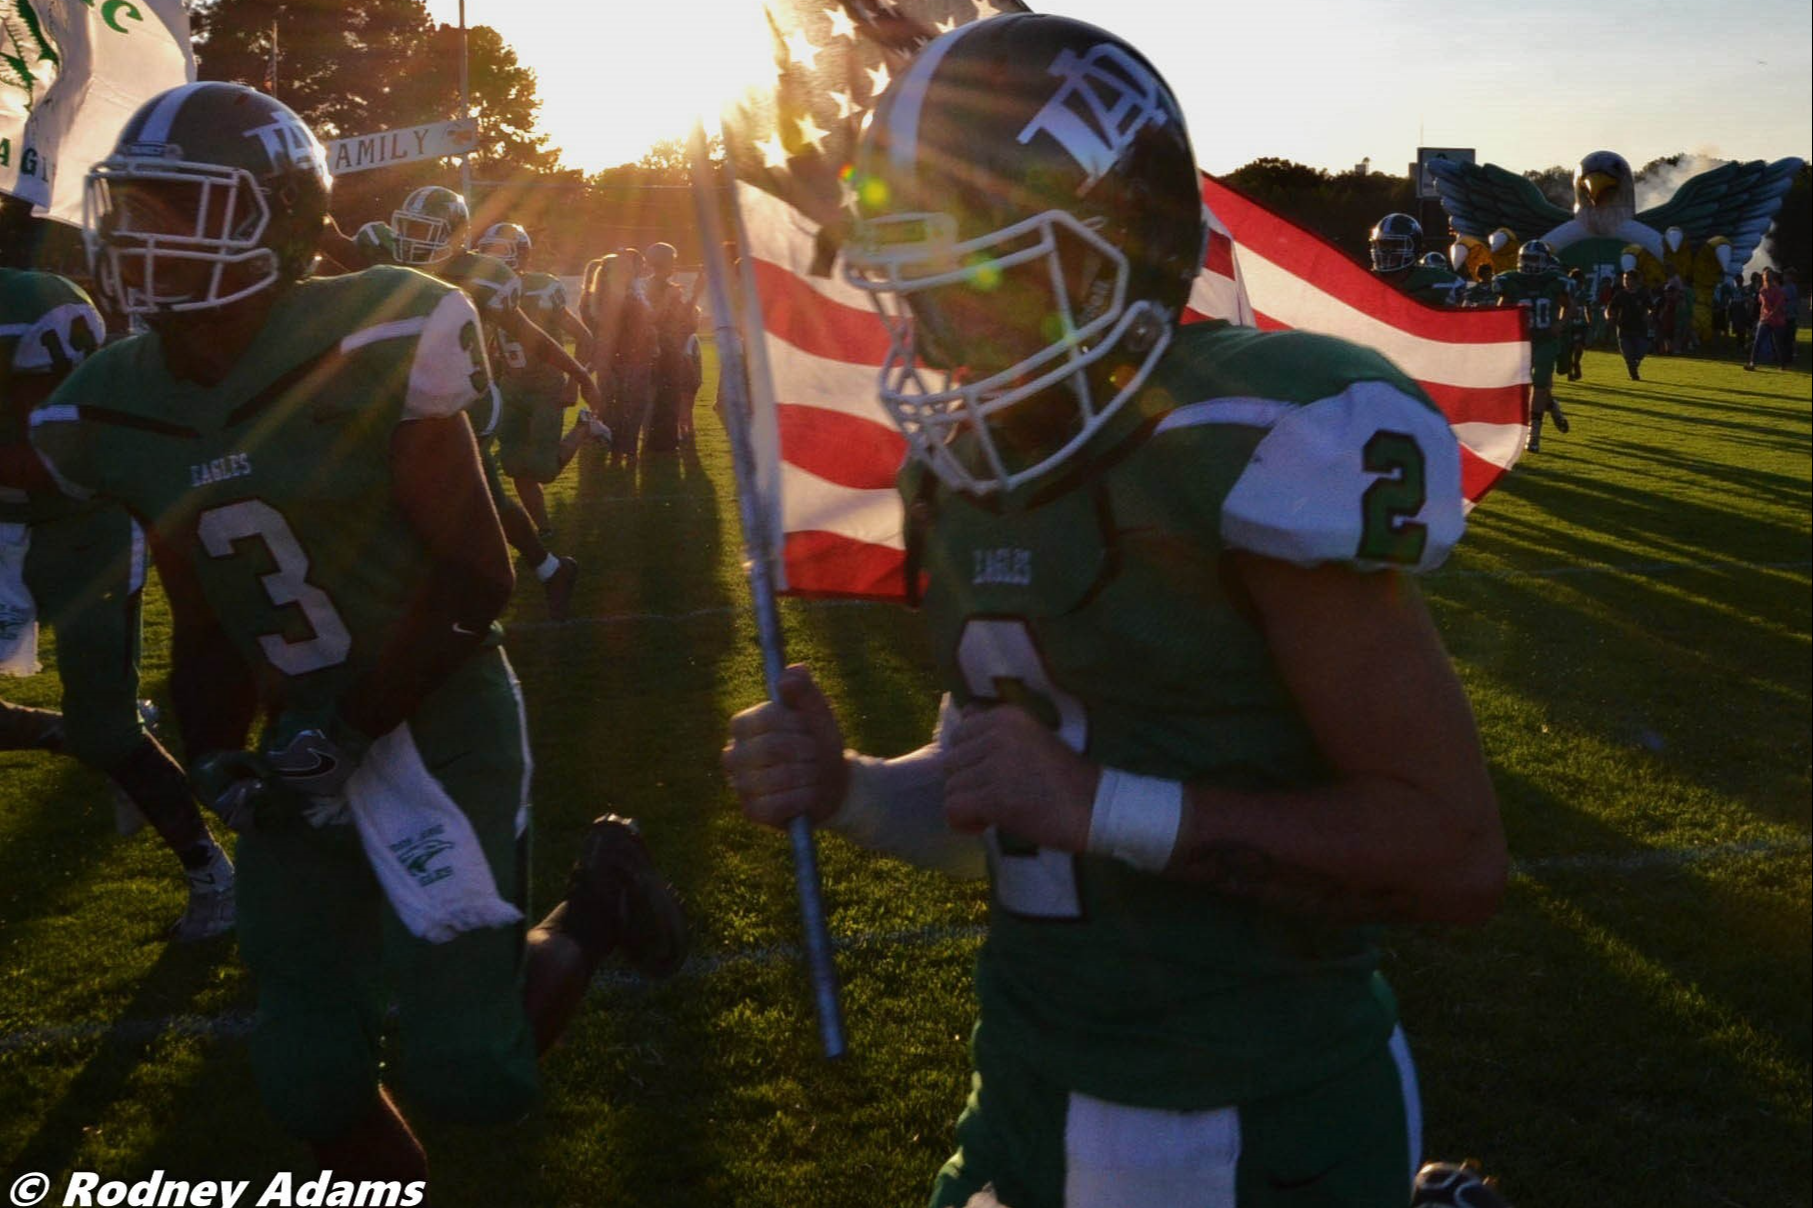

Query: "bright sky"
<box><xmin>424</xmin><ymin>0</ymin><xmax>1813</xmax><ymax>177</ymax></box>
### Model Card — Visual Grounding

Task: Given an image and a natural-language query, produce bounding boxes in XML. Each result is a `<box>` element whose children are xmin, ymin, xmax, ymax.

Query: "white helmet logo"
<box><xmin>243</xmin><ymin>115</ymin><xmax>324</xmax><ymax>175</ymax></box>
<box><xmin>1016</xmin><ymin>44</ymin><xmax>1167</xmax><ymax>194</ymax></box>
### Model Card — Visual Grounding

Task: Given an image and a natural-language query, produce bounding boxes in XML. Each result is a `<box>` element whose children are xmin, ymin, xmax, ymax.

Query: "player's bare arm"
<box><xmin>1165</xmin><ymin>554</ymin><xmax>1504</xmax><ymax>925</ymax></box>
<box><xmin>555</xmin><ymin>304</ymin><xmax>595</xmax><ymax>354</ymax></box>
<box><xmin>333</xmin><ymin>413</ymin><xmax>513</xmax><ymax>742</ymax></box>
<box><xmin>153</xmin><ymin>528</ymin><xmax>258</xmax><ymax>761</ymax></box>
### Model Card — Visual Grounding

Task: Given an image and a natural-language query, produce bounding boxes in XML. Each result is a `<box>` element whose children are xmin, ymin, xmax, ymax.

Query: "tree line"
<box><xmin>12</xmin><ymin>0</ymin><xmax>1810</xmax><ymax>287</ymax></box>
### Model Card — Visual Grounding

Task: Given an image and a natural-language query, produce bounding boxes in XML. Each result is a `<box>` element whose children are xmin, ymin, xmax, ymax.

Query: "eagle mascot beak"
<box><xmin>1581</xmin><ymin>171</ymin><xmax>1619</xmax><ymax>206</ymax></box>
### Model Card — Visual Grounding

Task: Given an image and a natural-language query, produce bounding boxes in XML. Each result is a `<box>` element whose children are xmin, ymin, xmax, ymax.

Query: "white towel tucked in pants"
<box><xmin>345</xmin><ymin>722</ymin><xmax>524</xmax><ymax>943</ymax></box>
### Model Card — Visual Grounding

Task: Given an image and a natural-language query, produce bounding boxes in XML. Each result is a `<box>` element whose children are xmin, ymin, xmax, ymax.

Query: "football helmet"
<box><xmin>84</xmin><ymin>82</ymin><xmax>330</xmax><ymax>316</ymax></box>
<box><xmin>391</xmin><ymin>185</ymin><xmax>469</xmax><ymax>265</ymax></box>
<box><xmin>1517</xmin><ymin>238</ymin><xmax>1557</xmax><ymax>275</ymax></box>
<box><xmin>478</xmin><ymin>221</ymin><xmax>532</xmax><ymax>270</ymax></box>
<box><xmin>352</xmin><ymin>220</ymin><xmax>399</xmax><ymax>266</ymax></box>
<box><xmin>1420</xmin><ymin>251</ymin><xmax>1450</xmax><ymax>269</ymax></box>
<box><xmin>842</xmin><ymin>14</ymin><xmax>1206</xmax><ymax>496</ymax></box>
<box><xmin>1369</xmin><ymin>213</ymin><xmax>1422</xmax><ymax>273</ymax></box>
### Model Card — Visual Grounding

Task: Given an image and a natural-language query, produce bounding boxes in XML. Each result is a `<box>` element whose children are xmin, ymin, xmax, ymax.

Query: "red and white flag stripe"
<box><xmin>738</xmin><ymin>176</ymin><xmax>1531</xmax><ymax>600</ymax></box>
<box><xmin>1192</xmin><ymin>178</ymin><xmax>1529</xmax><ymax>505</ymax></box>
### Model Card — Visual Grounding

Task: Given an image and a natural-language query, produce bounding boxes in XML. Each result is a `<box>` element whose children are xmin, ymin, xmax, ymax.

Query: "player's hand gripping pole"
<box><xmin>688</xmin><ymin>123</ymin><xmax>846</xmax><ymax>1058</ymax></box>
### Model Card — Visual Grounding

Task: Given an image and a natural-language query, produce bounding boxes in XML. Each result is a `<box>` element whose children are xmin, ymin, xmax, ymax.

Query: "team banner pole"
<box><xmin>687</xmin><ymin>120</ymin><xmax>846</xmax><ymax>1059</ymax></box>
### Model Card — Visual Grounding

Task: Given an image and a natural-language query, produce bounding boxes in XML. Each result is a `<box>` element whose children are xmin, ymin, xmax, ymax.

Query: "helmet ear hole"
<box><xmin>1124</xmin><ymin>307</ymin><xmax>1163</xmax><ymax>354</ymax></box>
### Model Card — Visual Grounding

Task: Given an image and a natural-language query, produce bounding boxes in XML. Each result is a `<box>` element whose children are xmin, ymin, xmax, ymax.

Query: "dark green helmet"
<box><xmin>477</xmin><ymin>221</ymin><xmax>532</xmax><ymax>270</ymax></box>
<box><xmin>84</xmin><ymin>82</ymin><xmax>330</xmax><ymax>316</ymax></box>
<box><xmin>392</xmin><ymin>185</ymin><xmax>469</xmax><ymax>265</ymax></box>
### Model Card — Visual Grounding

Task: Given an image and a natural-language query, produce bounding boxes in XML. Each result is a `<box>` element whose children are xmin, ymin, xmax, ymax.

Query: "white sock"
<box><xmin>534</xmin><ymin>554</ymin><xmax>562</xmax><ymax>582</ymax></box>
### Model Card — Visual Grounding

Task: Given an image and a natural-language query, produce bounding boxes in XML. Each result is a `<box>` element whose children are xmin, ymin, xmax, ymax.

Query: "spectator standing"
<box><xmin>1605</xmin><ymin>270</ymin><xmax>1652</xmax><ymax>380</ymax></box>
<box><xmin>1746</xmin><ymin>269</ymin><xmax>1790</xmax><ymax>371</ymax></box>
<box><xmin>588</xmin><ymin>253</ymin><xmax>656</xmax><ymax>464</ymax></box>
<box><xmin>642</xmin><ymin>243</ymin><xmax>702</xmax><ymax>454</ymax></box>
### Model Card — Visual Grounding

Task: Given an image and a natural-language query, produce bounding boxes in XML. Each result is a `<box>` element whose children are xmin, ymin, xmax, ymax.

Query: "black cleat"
<box><xmin>550</xmin><ymin>815</ymin><xmax>687</xmax><ymax>980</ymax></box>
<box><xmin>1412</xmin><ymin>1160</ymin><xmax>1513</xmax><ymax>1208</ymax></box>
<box><xmin>542</xmin><ymin>556</ymin><xmax>579</xmax><ymax>622</ymax></box>
<box><xmin>0</xmin><ymin>701</ymin><xmax>64</xmax><ymax>753</ymax></box>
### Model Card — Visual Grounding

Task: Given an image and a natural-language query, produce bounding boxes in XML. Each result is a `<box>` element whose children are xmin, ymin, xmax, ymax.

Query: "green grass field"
<box><xmin>2</xmin><ymin>339</ymin><xmax>1808</xmax><ymax>1207</ymax></box>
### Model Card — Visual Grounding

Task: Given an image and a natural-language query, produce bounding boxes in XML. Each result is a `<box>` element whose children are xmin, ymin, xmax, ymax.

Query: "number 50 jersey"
<box><xmin>30</xmin><ymin>267</ymin><xmax>495</xmax><ymax>711</ymax></box>
<box><xmin>907</xmin><ymin>321</ymin><xmax>1463</xmax><ymax>1112</ymax></box>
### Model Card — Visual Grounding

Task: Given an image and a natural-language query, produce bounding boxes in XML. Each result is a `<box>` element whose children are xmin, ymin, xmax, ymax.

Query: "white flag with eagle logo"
<box><xmin>1</xmin><ymin>0</ymin><xmax>194</xmax><ymax>224</ymax></box>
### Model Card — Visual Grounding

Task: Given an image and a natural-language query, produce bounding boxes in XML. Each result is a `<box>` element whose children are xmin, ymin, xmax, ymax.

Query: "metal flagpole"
<box><xmin>458</xmin><ymin>0</ymin><xmax>472</xmax><ymax>206</ymax></box>
<box><xmin>686</xmin><ymin>121</ymin><xmax>846</xmax><ymax>1059</ymax></box>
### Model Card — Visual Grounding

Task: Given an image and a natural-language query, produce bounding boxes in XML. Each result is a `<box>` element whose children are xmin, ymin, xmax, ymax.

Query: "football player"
<box><xmin>1563</xmin><ymin>267</ymin><xmax>1592</xmax><ymax>381</ymax></box>
<box><xmin>722</xmin><ymin>16</ymin><xmax>1504</xmax><ymax>1207</ymax></box>
<box><xmin>0</xmin><ymin>82</ymin><xmax>686</xmax><ymax>1186</ymax></box>
<box><xmin>1491</xmin><ymin>239</ymin><xmax>1572</xmax><ymax>451</ymax></box>
<box><xmin>1370</xmin><ymin>213</ymin><xmax>1466</xmax><ymax>306</ymax></box>
<box><xmin>323</xmin><ymin>193</ymin><xmax>604</xmax><ymax>619</ymax></box>
<box><xmin>0</xmin><ymin>267</ymin><xmax>234</xmax><ymax>941</ymax></box>
<box><xmin>474</xmin><ymin>221</ymin><xmax>598</xmax><ymax>537</ymax></box>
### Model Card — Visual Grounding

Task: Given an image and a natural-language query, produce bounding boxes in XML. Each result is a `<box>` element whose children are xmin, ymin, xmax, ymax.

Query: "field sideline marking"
<box><xmin>509</xmin><ymin>558</ymin><xmax>1813</xmax><ymax>631</ymax></box>
<box><xmin>1</xmin><ymin>837</ymin><xmax>1804</xmax><ymax>1056</ymax></box>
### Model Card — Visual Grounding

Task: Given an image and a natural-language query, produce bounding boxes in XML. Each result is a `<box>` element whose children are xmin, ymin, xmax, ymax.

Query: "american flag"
<box><xmin>720</xmin><ymin>1</ymin><xmax>1530</xmax><ymax>601</ymax></box>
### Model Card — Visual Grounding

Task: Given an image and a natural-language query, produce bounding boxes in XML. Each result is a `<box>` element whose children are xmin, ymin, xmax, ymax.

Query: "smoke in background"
<box><xmin>1633</xmin><ymin>152</ymin><xmax>1783</xmax><ymax>271</ymax></box>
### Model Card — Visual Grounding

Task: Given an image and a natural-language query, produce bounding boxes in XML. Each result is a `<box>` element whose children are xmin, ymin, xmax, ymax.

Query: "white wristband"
<box><xmin>1087</xmin><ymin>769</ymin><xmax>1183</xmax><ymax>872</ymax></box>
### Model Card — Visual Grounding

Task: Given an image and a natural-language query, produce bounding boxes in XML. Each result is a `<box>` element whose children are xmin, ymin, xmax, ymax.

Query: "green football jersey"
<box><xmin>0</xmin><ymin>269</ymin><xmax>107</xmax><ymax>525</ymax></box>
<box><xmin>1491</xmin><ymin>269</ymin><xmax>1571</xmax><ymax>339</ymax></box>
<box><xmin>499</xmin><ymin>271</ymin><xmax>570</xmax><ymax>398</ymax></box>
<box><xmin>906</xmin><ymin>321</ymin><xmax>1463</xmax><ymax>1109</ymax></box>
<box><xmin>435</xmin><ymin>250</ymin><xmax>519</xmax><ymax>432</ymax></box>
<box><xmin>436</xmin><ymin>250</ymin><xmax>520</xmax><ymax>325</ymax></box>
<box><xmin>1399</xmin><ymin>263</ymin><xmax>1467</xmax><ymax>307</ymax></box>
<box><xmin>31</xmin><ymin>267</ymin><xmax>494</xmax><ymax>713</ymax></box>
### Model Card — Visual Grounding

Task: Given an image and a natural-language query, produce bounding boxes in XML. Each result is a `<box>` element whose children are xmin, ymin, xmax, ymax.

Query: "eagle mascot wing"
<box><xmin>1638</xmin><ymin>158</ymin><xmax>1805</xmax><ymax>272</ymax></box>
<box><xmin>1428</xmin><ymin>159</ymin><xmax>1570</xmax><ymax>240</ymax></box>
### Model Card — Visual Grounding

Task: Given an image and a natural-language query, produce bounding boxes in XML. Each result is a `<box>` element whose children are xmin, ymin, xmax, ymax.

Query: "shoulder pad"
<box><xmin>1216</xmin><ymin>378</ymin><xmax>1463</xmax><ymax>573</ymax></box>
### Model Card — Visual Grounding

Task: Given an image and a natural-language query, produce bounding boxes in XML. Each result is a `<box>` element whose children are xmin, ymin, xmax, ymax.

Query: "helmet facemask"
<box><xmin>478</xmin><ymin>222</ymin><xmax>531</xmax><ymax>271</ymax></box>
<box><xmin>1518</xmin><ymin>240</ymin><xmax>1556</xmax><ymax>275</ymax></box>
<box><xmin>846</xmin><ymin>204</ymin><xmax>1171</xmax><ymax>496</ymax></box>
<box><xmin>1370</xmin><ymin>232</ymin><xmax>1416</xmax><ymax>273</ymax></box>
<box><xmin>392</xmin><ymin>209</ymin><xmax>456</xmax><ymax>265</ymax></box>
<box><xmin>84</xmin><ymin>161</ymin><xmax>280</xmax><ymax>315</ymax></box>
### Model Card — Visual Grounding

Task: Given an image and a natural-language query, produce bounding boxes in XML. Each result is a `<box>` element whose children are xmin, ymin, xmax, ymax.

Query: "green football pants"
<box><xmin>235</xmin><ymin>646</ymin><xmax>538</xmax><ymax>1141</ymax></box>
<box><xmin>931</xmin><ymin>1024</ymin><xmax>1421</xmax><ymax>1208</ymax></box>
<box><xmin>496</xmin><ymin>384</ymin><xmax>568</xmax><ymax>484</ymax></box>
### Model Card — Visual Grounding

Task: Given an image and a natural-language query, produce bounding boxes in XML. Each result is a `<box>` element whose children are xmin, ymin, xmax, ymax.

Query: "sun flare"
<box><xmin>424</xmin><ymin>0</ymin><xmax>781</xmax><ymax>171</ymax></box>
